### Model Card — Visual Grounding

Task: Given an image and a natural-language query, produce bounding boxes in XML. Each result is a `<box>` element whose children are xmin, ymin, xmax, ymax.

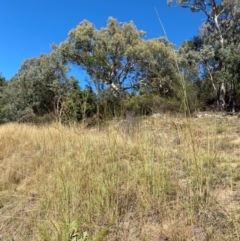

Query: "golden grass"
<box><xmin>0</xmin><ymin>114</ymin><xmax>240</xmax><ymax>240</ymax></box>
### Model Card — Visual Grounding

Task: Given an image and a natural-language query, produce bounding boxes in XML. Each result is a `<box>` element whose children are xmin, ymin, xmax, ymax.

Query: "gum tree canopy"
<box><xmin>7</xmin><ymin>51</ymin><xmax>71</xmax><ymax>120</ymax></box>
<box><xmin>168</xmin><ymin>0</ymin><xmax>240</xmax><ymax>46</ymax></box>
<box><xmin>58</xmin><ymin>17</ymin><xmax>146</xmax><ymax>96</ymax></box>
<box><xmin>58</xmin><ymin>17</ymin><xmax>178</xmax><ymax>97</ymax></box>
<box><xmin>169</xmin><ymin>0</ymin><xmax>240</xmax><ymax>111</ymax></box>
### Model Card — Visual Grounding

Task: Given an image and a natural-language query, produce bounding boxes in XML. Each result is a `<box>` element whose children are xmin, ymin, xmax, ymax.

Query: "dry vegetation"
<box><xmin>0</xmin><ymin>113</ymin><xmax>240</xmax><ymax>240</ymax></box>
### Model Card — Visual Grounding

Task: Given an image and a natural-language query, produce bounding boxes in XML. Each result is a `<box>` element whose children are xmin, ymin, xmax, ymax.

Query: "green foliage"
<box><xmin>61</xmin><ymin>81</ymin><xmax>97</xmax><ymax>123</ymax></box>
<box><xmin>58</xmin><ymin>18</ymin><xmax>179</xmax><ymax>98</ymax></box>
<box><xmin>5</xmin><ymin>7</ymin><xmax>240</xmax><ymax>122</ymax></box>
<box><xmin>68</xmin><ymin>220</ymin><xmax>88</xmax><ymax>241</ymax></box>
<box><xmin>121</xmin><ymin>94</ymin><xmax>160</xmax><ymax>116</ymax></box>
<box><xmin>59</xmin><ymin>17</ymin><xmax>146</xmax><ymax>96</ymax></box>
<box><xmin>135</xmin><ymin>38</ymin><xmax>181</xmax><ymax>97</ymax></box>
<box><xmin>3</xmin><ymin>52</ymin><xmax>71</xmax><ymax>121</ymax></box>
<box><xmin>98</xmin><ymin>93</ymin><xmax>121</xmax><ymax>119</ymax></box>
<box><xmin>0</xmin><ymin>73</ymin><xmax>6</xmax><ymax>86</ymax></box>
<box><xmin>1</xmin><ymin>53</ymin><xmax>97</xmax><ymax>123</ymax></box>
<box><xmin>0</xmin><ymin>73</ymin><xmax>8</xmax><ymax>124</ymax></box>
<box><xmin>175</xmin><ymin>0</ymin><xmax>240</xmax><ymax>111</ymax></box>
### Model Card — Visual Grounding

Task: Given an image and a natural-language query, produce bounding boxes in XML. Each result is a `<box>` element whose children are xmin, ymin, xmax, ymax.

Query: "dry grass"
<box><xmin>0</xmin><ymin>113</ymin><xmax>240</xmax><ymax>240</ymax></box>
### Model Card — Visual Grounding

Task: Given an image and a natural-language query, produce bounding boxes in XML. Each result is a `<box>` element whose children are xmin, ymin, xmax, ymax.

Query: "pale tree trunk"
<box><xmin>110</xmin><ymin>82</ymin><xmax>121</xmax><ymax>94</ymax></box>
<box><xmin>170</xmin><ymin>0</ymin><xmax>237</xmax><ymax>111</ymax></box>
<box><xmin>231</xmin><ymin>76</ymin><xmax>236</xmax><ymax>113</ymax></box>
<box><xmin>206</xmin><ymin>71</ymin><xmax>217</xmax><ymax>92</ymax></box>
<box><xmin>217</xmin><ymin>82</ymin><xmax>226</xmax><ymax>110</ymax></box>
<box><xmin>211</xmin><ymin>1</ymin><xmax>236</xmax><ymax>112</ymax></box>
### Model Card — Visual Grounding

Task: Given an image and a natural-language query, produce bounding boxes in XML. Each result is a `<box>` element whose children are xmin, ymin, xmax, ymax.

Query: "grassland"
<box><xmin>0</xmin><ymin>113</ymin><xmax>240</xmax><ymax>240</ymax></box>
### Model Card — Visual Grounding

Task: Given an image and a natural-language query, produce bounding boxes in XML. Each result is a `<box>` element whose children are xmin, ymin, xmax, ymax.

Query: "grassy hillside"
<box><xmin>0</xmin><ymin>114</ymin><xmax>240</xmax><ymax>240</ymax></box>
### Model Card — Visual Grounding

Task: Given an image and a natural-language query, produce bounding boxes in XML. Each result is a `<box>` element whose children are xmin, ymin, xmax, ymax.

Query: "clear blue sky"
<box><xmin>0</xmin><ymin>0</ymin><xmax>205</xmax><ymax>82</ymax></box>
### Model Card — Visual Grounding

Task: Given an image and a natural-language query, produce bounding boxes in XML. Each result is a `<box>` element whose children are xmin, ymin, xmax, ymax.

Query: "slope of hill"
<box><xmin>0</xmin><ymin>114</ymin><xmax>240</xmax><ymax>240</ymax></box>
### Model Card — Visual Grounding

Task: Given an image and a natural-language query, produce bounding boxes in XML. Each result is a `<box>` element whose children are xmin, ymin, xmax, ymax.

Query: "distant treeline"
<box><xmin>1</xmin><ymin>1</ymin><xmax>240</xmax><ymax>124</ymax></box>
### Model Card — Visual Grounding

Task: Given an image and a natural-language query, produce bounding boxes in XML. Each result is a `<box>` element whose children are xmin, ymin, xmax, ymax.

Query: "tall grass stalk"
<box><xmin>154</xmin><ymin>6</ymin><xmax>199</xmax><ymax>173</ymax></box>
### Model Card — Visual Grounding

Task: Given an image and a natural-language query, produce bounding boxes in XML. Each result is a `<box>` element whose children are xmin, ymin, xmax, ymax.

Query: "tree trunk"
<box><xmin>231</xmin><ymin>76</ymin><xmax>236</xmax><ymax>113</ymax></box>
<box><xmin>217</xmin><ymin>82</ymin><xmax>226</xmax><ymax>110</ymax></box>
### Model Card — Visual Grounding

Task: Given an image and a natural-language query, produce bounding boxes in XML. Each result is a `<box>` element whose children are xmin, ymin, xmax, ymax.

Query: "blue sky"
<box><xmin>0</xmin><ymin>0</ymin><xmax>205</xmax><ymax>82</ymax></box>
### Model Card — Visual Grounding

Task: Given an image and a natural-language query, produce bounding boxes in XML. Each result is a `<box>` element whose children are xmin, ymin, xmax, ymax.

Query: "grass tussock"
<box><xmin>0</xmin><ymin>114</ymin><xmax>240</xmax><ymax>240</ymax></box>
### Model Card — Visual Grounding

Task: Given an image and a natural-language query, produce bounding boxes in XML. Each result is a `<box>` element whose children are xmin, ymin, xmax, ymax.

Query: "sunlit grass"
<box><xmin>0</xmin><ymin>115</ymin><xmax>240</xmax><ymax>240</ymax></box>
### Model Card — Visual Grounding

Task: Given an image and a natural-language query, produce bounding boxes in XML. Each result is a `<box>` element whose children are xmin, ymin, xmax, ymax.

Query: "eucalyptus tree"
<box><xmin>133</xmin><ymin>37</ymin><xmax>181</xmax><ymax>96</ymax></box>
<box><xmin>58</xmin><ymin>17</ymin><xmax>147</xmax><ymax>97</ymax></box>
<box><xmin>169</xmin><ymin>0</ymin><xmax>240</xmax><ymax>111</ymax></box>
<box><xmin>58</xmin><ymin>17</ymin><xmax>182</xmax><ymax>102</ymax></box>
<box><xmin>168</xmin><ymin>1</ymin><xmax>240</xmax><ymax>45</ymax></box>
<box><xmin>200</xmin><ymin>3</ymin><xmax>240</xmax><ymax>111</ymax></box>
<box><xmin>6</xmin><ymin>51</ymin><xmax>73</xmax><ymax>121</ymax></box>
